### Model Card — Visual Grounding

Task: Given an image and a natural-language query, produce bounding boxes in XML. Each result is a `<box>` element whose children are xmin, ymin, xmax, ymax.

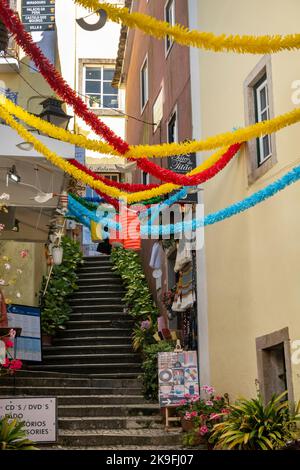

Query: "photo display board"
<box><xmin>7</xmin><ymin>304</ymin><xmax>42</xmax><ymax>362</ymax></box>
<box><xmin>158</xmin><ymin>350</ymin><xmax>199</xmax><ymax>407</ymax></box>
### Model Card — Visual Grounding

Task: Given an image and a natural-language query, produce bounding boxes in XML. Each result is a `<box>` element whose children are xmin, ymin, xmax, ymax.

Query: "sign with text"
<box><xmin>22</xmin><ymin>0</ymin><xmax>55</xmax><ymax>32</ymax></box>
<box><xmin>168</xmin><ymin>153</ymin><xmax>198</xmax><ymax>203</ymax></box>
<box><xmin>0</xmin><ymin>397</ymin><xmax>57</xmax><ymax>443</ymax></box>
<box><xmin>158</xmin><ymin>351</ymin><xmax>199</xmax><ymax>407</ymax></box>
<box><xmin>7</xmin><ymin>304</ymin><xmax>42</xmax><ymax>362</ymax></box>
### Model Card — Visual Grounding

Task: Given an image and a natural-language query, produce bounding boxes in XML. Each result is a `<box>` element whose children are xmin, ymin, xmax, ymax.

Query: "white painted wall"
<box><xmin>55</xmin><ymin>0</ymin><xmax>125</xmax><ymax>161</ymax></box>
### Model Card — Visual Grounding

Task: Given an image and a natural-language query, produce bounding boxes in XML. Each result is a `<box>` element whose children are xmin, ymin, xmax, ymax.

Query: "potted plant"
<box><xmin>0</xmin><ymin>417</ymin><xmax>37</xmax><ymax>450</ymax></box>
<box><xmin>176</xmin><ymin>385</ymin><xmax>230</xmax><ymax>447</ymax></box>
<box><xmin>209</xmin><ymin>391</ymin><xmax>300</xmax><ymax>450</ymax></box>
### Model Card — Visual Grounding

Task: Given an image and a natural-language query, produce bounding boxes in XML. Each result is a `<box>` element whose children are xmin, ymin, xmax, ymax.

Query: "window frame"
<box><xmin>244</xmin><ymin>55</ymin><xmax>277</xmax><ymax>184</ymax></box>
<box><xmin>167</xmin><ymin>107</ymin><xmax>178</xmax><ymax>144</ymax></box>
<box><xmin>254</xmin><ymin>76</ymin><xmax>272</xmax><ymax>166</ymax></box>
<box><xmin>84</xmin><ymin>65</ymin><xmax>119</xmax><ymax>110</ymax></box>
<box><xmin>164</xmin><ymin>0</ymin><xmax>175</xmax><ymax>56</ymax></box>
<box><xmin>140</xmin><ymin>54</ymin><xmax>149</xmax><ymax>114</ymax></box>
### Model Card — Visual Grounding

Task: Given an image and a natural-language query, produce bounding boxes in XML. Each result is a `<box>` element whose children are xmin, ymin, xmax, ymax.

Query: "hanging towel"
<box><xmin>174</xmin><ymin>239</ymin><xmax>192</xmax><ymax>273</ymax></box>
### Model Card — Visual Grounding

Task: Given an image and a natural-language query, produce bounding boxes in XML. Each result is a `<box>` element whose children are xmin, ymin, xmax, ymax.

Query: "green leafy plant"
<box><xmin>110</xmin><ymin>247</ymin><xmax>158</xmax><ymax>320</ymax></box>
<box><xmin>141</xmin><ymin>340</ymin><xmax>174</xmax><ymax>400</ymax></box>
<box><xmin>40</xmin><ymin>237</ymin><xmax>83</xmax><ymax>335</ymax></box>
<box><xmin>111</xmin><ymin>247</ymin><xmax>170</xmax><ymax>399</ymax></box>
<box><xmin>209</xmin><ymin>391</ymin><xmax>300</xmax><ymax>450</ymax></box>
<box><xmin>176</xmin><ymin>385</ymin><xmax>229</xmax><ymax>446</ymax></box>
<box><xmin>0</xmin><ymin>417</ymin><xmax>38</xmax><ymax>450</ymax></box>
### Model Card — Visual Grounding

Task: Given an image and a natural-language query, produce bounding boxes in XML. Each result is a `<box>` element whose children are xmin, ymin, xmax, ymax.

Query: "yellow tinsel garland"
<box><xmin>2</xmin><ymin>95</ymin><xmax>300</xmax><ymax>159</ymax></box>
<box><xmin>74</xmin><ymin>0</ymin><xmax>300</xmax><ymax>54</ymax></box>
<box><xmin>0</xmin><ymin>104</ymin><xmax>230</xmax><ymax>203</ymax></box>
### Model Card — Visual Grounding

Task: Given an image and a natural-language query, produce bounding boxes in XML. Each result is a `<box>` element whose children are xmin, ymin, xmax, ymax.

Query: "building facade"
<box><xmin>117</xmin><ymin>0</ymin><xmax>300</xmax><ymax>405</ymax></box>
<box><xmin>191</xmin><ymin>0</ymin><xmax>300</xmax><ymax>404</ymax></box>
<box><xmin>116</xmin><ymin>0</ymin><xmax>198</xmax><ymax>353</ymax></box>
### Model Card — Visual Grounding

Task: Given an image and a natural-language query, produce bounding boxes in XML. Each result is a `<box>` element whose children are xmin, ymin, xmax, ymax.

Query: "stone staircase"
<box><xmin>0</xmin><ymin>255</ymin><xmax>183</xmax><ymax>449</ymax></box>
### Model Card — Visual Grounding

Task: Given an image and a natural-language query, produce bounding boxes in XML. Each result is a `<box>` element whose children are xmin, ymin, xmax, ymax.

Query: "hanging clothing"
<box><xmin>171</xmin><ymin>266</ymin><xmax>195</xmax><ymax>312</ymax></box>
<box><xmin>174</xmin><ymin>239</ymin><xmax>192</xmax><ymax>273</ymax></box>
<box><xmin>149</xmin><ymin>242</ymin><xmax>162</xmax><ymax>270</ymax></box>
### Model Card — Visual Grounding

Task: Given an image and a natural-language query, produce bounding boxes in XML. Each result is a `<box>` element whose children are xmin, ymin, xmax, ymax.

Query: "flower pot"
<box><xmin>42</xmin><ymin>334</ymin><xmax>53</xmax><ymax>346</ymax></box>
<box><xmin>181</xmin><ymin>417</ymin><xmax>195</xmax><ymax>432</ymax></box>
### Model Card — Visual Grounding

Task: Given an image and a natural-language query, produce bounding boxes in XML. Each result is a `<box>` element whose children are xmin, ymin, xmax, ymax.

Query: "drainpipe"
<box><xmin>188</xmin><ymin>0</ymin><xmax>211</xmax><ymax>386</ymax></box>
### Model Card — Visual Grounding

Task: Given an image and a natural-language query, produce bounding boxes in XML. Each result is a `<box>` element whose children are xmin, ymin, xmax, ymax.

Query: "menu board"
<box><xmin>22</xmin><ymin>0</ymin><xmax>55</xmax><ymax>32</ymax></box>
<box><xmin>158</xmin><ymin>351</ymin><xmax>199</xmax><ymax>407</ymax></box>
<box><xmin>7</xmin><ymin>304</ymin><xmax>42</xmax><ymax>362</ymax></box>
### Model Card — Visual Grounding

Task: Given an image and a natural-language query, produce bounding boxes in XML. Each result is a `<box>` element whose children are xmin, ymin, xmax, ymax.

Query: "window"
<box><xmin>84</xmin><ymin>66</ymin><xmax>119</xmax><ymax>109</ymax></box>
<box><xmin>168</xmin><ymin>110</ymin><xmax>178</xmax><ymax>143</ymax></box>
<box><xmin>244</xmin><ymin>56</ymin><xmax>277</xmax><ymax>183</ymax></box>
<box><xmin>254</xmin><ymin>75</ymin><xmax>272</xmax><ymax>165</ymax></box>
<box><xmin>141</xmin><ymin>171</ymin><xmax>150</xmax><ymax>185</ymax></box>
<box><xmin>140</xmin><ymin>56</ymin><xmax>149</xmax><ymax>113</ymax></box>
<box><xmin>165</xmin><ymin>0</ymin><xmax>175</xmax><ymax>55</ymax></box>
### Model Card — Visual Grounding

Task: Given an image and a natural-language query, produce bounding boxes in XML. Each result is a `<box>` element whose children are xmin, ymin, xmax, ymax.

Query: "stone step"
<box><xmin>70</xmin><ymin>305</ymin><xmax>125</xmax><ymax>313</ymax></box>
<box><xmin>58</xmin><ymin>404</ymin><xmax>159</xmax><ymax>418</ymax></box>
<box><xmin>68</xmin><ymin>312</ymin><xmax>130</xmax><ymax>321</ymax></box>
<box><xmin>65</xmin><ymin>320</ymin><xmax>132</xmax><ymax>329</ymax></box>
<box><xmin>58</xmin><ymin>415</ymin><xmax>162</xmax><ymax>431</ymax></box>
<box><xmin>43</xmin><ymin>344</ymin><xmax>134</xmax><ymax>355</ymax></box>
<box><xmin>82</xmin><ymin>260</ymin><xmax>113</xmax><ymax>267</ymax></box>
<box><xmin>53</xmin><ymin>336</ymin><xmax>132</xmax><ymax>346</ymax></box>
<box><xmin>56</xmin><ymin>328</ymin><xmax>132</xmax><ymax>338</ymax></box>
<box><xmin>78</xmin><ymin>266</ymin><xmax>114</xmax><ymax>274</ymax></box>
<box><xmin>0</xmin><ymin>375</ymin><xmax>142</xmax><ymax>389</ymax></box>
<box><xmin>69</xmin><ymin>298</ymin><xmax>124</xmax><ymax>306</ymax></box>
<box><xmin>0</xmin><ymin>390</ymin><xmax>145</xmax><ymax>403</ymax></box>
<box><xmin>77</xmin><ymin>272</ymin><xmax>122</xmax><ymax>285</ymax></box>
<box><xmin>74</xmin><ymin>288</ymin><xmax>125</xmax><ymax>296</ymax></box>
<box><xmin>48</xmin><ymin>445</ymin><xmax>188</xmax><ymax>450</ymax></box>
<box><xmin>42</xmin><ymin>353</ymin><xmax>141</xmax><ymax>365</ymax></box>
<box><xmin>28</xmin><ymin>363</ymin><xmax>141</xmax><ymax>375</ymax></box>
<box><xmin>58</xmin><ymin>429</ymin><xmax>182</xmax><ymax>447</ymax></box>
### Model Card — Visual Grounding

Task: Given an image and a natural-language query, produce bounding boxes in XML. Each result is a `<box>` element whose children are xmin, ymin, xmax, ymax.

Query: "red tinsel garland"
<box><xmin>69</xmin><ymin>159</ymin><xmax>159</xmax><ymax>191</ymax></box>
<box><xmin>0</xmin><ymin>0</ymin><xmax>129</xmax><ymax>154</ymax></box>
<box><xmin>0</xmin><ymin>1</ymin><xmax>175</xmax><ymax>182</ymax></box>
<box><xmin>136</xmin><ymin>143</ymin><xmax>242</xmax><ymax>185</ymax></box>
<box><xmin>0</xmin><ymin>1</ymin><xmax>243</xmax><ymax>189</ymax></box>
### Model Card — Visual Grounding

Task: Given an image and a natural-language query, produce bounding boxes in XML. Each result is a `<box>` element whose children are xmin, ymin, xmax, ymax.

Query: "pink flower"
<box><xmin>199</xmin><ymin>425</ymin><xmax>209</xmax><ymax>436</ymax></box>
<box><xmin>210</xmin><ymin>413</ymin><xmax>220</xmax><ymax>420</ymax></box>
<box><xmin>20</xmin><ymin>249</ymin><xmax>29</xmax><ymax>258</ymax></box>
<box><xmin>2</xmin><ymin>358</ymin><xmax>10</xmax><ymax>368</ymax></box>
<box><xmin>206</xmin><ymin>400</ymin><xmax>213</xmax><ymax>406</ymax></box>
<box><xmin>179</xmin><ymin>399</ymin><xmax>187</xmax><ymax>406</ymax></box>
<box><xmin>221</xmin><ymin>408</ymin><xmax>230</xmax><ymax>415</ymax></box>
<box><xmin>184</xmin><ymin>393</ymin><xmax>191</xmax><ymax>399</ymax></box>
<box><xmin>9</xmin><ymin>359</ymin><xmax>22</xmax><ymax>370</ymax></box>
<box><xmin>3</xmin><ymin>338</ymin><xmax>13</xmax><ymax>348</ymax></box>
<box><xmin>215</xmin><ymin>395</ymin><xmax>222</xmax><ymax>401</ymax></box>
<box><xmin>140</xmin><ymin>320</ymin><xmax>151</xmax><ymax>330</ymax></box>
<box><xmin>185</xmin><ymin>412</ymin><xmax>191</xmax><ymax>420</ymax></box>
<box><xmin>9</xmin><ymin>329</ymin><xmax>16</xmax><ymax>339</ymax></box>
<box><xmin>191</xmin><ymin>395</ymin><xmax>199</xmax><ymax>402</ymax></box>
<box><xmin>191</xmin><ymin>411</ymin><xmax>198</xmax><ymax>417</ymax></box>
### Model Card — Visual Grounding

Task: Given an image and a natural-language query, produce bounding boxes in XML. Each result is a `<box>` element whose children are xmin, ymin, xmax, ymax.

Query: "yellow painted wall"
<box><xmin>0</xmin><ymin>241</ymin><xmax>47</xmax><ymax>307</ymax></box>
<box><xmin>197</xmin><ymin>0</ymin><xmax>300</xmax><ymax>402</ymax></box>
